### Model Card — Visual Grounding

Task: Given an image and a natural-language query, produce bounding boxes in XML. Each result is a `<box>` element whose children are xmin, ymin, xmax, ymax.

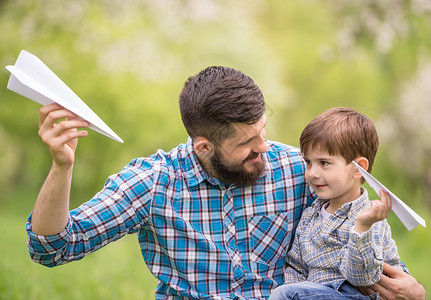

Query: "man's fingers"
<box><xmin>53</xmin><ymin>129</ymin><xmax>88</xmax><ymax>148</ymax></box>
<box><xmin>356</xmin><ymin>286</ymin><xmax>375</xmax><ymax>296</ymax></box>
<box><xmin>39</xmin><ymin>118</ymin><xmax>88</xmax><ymax>138</ymax></box>
<box><xmin>39</xmin><ymin>117</ymin><xmax>89</xmax><ymax>148</ymax></box>
<box><xmin>39</xmin><ymin>104</ymin><xmax>78</xmax><ymax>128</ymax></box>
<box><xmin>39</xmin><ymin>104</ymin><xmax>64</xmax><ymax>127</ymax></box>
<box><xmin>367</xmin><ymin>282</ymin><xmax>391</xmax><ymax>300</ymax></box>
<box><xmin>42</xmin><ymin>128</ymin><xmax>88</xmax><ymax>153</ymax></box>
<box><xmin>366</xmin><ymin>270</ymin><xmax>394</xmax><ymax>300</ymax></box>
<box><xmin>52</xmin><ymin>119</ymin><xmax>89</xmax><ymax>135</ymax></box>
<box><xmin>382</xmin><ymin>263</ymin><xmax>401</xmax><ymax>278</ymax></box>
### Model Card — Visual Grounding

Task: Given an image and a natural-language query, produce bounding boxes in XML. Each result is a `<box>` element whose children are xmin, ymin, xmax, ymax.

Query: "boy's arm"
<box><xmin>285</xmin><ymin>246</ymin><xmax>308</xmax><ymax>283</ymax></box>
<box><xmin>340</xmin><ymin>191</ymin><xmax>399</xmax><ymax>286</ymax></box>
<box><xmin>346</xmin><ymin>191</ymin><xmax>425</xmax><ymax>299</ymax></box>
<box><xmin>339</xmin><ymin>224</ymin><xmax>385</xmax><ymax>286</ymax></box>
<box><xmin>284</xmin><ymin>215</ymin><xmax>309</xmax><ymax>283</ymax></box>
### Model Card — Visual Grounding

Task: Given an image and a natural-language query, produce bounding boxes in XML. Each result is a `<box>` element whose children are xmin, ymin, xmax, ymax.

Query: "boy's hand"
<box><xmin>354</xmin><ymin>190</ymin><xmax>391</xmax><ymax>234</ymax></box>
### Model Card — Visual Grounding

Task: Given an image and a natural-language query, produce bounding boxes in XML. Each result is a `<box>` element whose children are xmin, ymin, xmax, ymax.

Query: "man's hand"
<box><xmin>32</xmin><ymin>103</ymin><xmax>89</xmax><ymax>235</ymax></box>
<box><xmin>359</xmin><ymin>263</ymin><xmax>425</xmax><ymax>300</ymax></box>
<box><xmin>39</xmin><ymin>103</ymin><xmax>89</xmax><ymax>167</ymax></box>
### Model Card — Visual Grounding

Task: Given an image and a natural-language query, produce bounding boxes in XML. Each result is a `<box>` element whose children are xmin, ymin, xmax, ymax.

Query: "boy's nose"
<box><xmin>307</xmin><ymin>167</ymin><xmax>320</xmax><ymax>179</ymax></box>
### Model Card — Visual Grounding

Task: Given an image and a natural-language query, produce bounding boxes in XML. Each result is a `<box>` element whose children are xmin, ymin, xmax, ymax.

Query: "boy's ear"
<box><xmin>193</xmin><ymin>137</ymin><xmax>214</xmax><ymax>156</ymax></box>
<box><xmin>353</xmin><ymin>157</ymin><xmax>369</xmax><ymax>179</ymax></box>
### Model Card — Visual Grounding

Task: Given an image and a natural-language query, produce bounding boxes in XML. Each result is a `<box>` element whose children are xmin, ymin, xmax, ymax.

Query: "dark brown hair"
<box><xmin>179</xmin><ymin>66</ymin><xmax>265</xmax><ymax>144</ymax></box>
<box><xmin>300</xmin><ymin>107</ymin><xmax>379</xmax><ymax>173</ymax></box>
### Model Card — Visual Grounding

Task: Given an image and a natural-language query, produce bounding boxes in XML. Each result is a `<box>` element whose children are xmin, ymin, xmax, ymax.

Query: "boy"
<box><xmin>270</xmin><ymin>107</ymin><xmax>403</xmax><ymax>299</ymax></box>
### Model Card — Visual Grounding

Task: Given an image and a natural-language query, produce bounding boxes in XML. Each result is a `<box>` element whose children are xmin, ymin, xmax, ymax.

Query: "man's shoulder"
<box><xmin>265</xmin><ymin>140</ymin><xmax>304</xmax><ymax>167</ymax></box>
<box><xmin>127</xmin><ymin>142</ymin><xmax>188</xmax><ymax>170</ymax></box>
<box><xmin>266</xmin><ymin>140</ymin><xmax>301</xmax><ymax>156</ymax></box>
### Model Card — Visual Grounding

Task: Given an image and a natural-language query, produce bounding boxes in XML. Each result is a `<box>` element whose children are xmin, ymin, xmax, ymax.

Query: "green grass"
<box><xmin>0</xmin><ymin>210</ymin><xmax>157</xmax><ymax>300</ymax></box>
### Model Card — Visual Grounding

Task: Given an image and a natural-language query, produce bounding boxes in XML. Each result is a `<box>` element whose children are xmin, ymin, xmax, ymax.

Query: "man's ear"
<box><xmin>353</xmin><ymin>157</ymin><xmax>369</xmax><ymax>179</ymax></box>
<box><xmin>193</xmin><ymin>137</ymin><xmax>214</xmax><ymax>156</ymax></box>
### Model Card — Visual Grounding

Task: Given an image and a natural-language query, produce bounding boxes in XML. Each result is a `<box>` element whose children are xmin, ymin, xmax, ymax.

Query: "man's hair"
<box><xmin>179</xmin><ymin>66</ymin><xmax>266</xmax><ymax>145</ymax></box>
<box><xmin>299</xmin><ymin>107</ymin><xmax>379</xmax><ymax>173</ymax></box>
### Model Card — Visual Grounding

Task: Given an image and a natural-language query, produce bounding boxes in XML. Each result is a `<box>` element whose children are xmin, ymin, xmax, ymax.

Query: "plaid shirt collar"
<box><xmin>311</xmin><ymin>187</ymin><xmax>369</xmax><ymax>220</ymax></box>
<box><xmin>182</xmin><ymin>138</ymin><xmax>209</xmax><ymax>188</ymax></box>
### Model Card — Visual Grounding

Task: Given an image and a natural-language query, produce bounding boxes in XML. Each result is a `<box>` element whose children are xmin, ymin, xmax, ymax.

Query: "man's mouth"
<box><xmin>244</xmin><ymin>151</ymin><xmax>260</xmax><ymax>163</ymax></box>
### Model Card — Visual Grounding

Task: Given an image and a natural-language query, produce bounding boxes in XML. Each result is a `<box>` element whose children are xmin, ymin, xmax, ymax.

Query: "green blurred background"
<box><xmin>1</xmin><ymin>1</ymin><xmax>430</xmax><ymax>299</ymax></box>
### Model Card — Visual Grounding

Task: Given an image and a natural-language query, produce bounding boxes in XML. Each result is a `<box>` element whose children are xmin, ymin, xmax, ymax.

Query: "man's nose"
<box><xmin>253</xmin><ymin>135</ymin><xmax>268</xmax><ymax>153</ymax></box>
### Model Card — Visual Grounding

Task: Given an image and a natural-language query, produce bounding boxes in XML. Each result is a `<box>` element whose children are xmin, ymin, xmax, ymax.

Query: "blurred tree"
<box><xmin>1</xmin><ymin>0</ymin><xmax>430</xmax><ymax>209</ymax></box>
<box><xmin>379</xmin><ymin>63</ymin><xmax>431</xmax><ymax>209</ymax></box>
<box><xmin>325</xmin><ymin>0</ymin><xmax>431</xmax><ymax>208</ymax></box>
<box><xmin>257</xmin><ymin>0</ymin><xmax>431</xmax><ymax>208</ymax></box>
<box><xmin>0</xmin><ymin>0</ymin><xmax>284</xmax><ymax>204</ymax></box>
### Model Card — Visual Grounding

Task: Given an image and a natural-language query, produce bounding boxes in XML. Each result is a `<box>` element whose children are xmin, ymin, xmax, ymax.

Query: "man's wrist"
<box><xmin>52</xmin><ymin>160</ymin><xmax>74</xmax><ymax>173</ymax></box>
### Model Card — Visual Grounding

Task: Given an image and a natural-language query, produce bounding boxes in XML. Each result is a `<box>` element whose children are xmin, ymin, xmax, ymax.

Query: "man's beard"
<box><xmin>210</xmin><ymin>148</ymin><xmax>265</xmax><ymax>187</ymax></box>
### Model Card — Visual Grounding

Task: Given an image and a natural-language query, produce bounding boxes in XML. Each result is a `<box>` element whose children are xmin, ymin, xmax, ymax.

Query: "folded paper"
<box><xmin>5</xmin><ymin>50</ymin><xmax>123</xmax><ymax>143</ymax></box>
<box><xmin>353</xmin><ymin>161</ymin><xmax>426</xmax><ymax>231</ymax></box>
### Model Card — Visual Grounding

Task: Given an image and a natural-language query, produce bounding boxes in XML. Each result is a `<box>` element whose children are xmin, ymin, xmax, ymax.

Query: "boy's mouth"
<box><xmin>313</xmin><ymin>184</ymin><xmax>327</xmax><ymax>190</ymax></box>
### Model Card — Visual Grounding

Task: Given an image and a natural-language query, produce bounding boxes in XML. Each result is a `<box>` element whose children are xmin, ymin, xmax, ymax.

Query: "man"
<box><xmin>28</xmin><ymin>66</ymin><xmax>425</xmax><ymax>299</ymax></box>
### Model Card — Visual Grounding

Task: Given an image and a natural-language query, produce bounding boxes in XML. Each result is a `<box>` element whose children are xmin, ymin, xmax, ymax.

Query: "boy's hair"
<box><xmin>179</xmin><ymin>66</ymin><xmax>266</xmax><ymax>145</ymax></box>
<box><xmin>299</xmin><ymin>107</ymin><xmax>379</xmax><ymax>174</ymax></box>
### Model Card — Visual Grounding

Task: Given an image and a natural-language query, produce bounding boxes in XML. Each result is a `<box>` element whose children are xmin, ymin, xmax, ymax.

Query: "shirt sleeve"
<box><xmin>26</xmin><ymin>158</ymin><xmax>154</xmax><ymax>267</ymax></box>
<box><xmin>339</xmin><ymin>219</ymin><xmax>401</xmax><ymax>286</ymax></box>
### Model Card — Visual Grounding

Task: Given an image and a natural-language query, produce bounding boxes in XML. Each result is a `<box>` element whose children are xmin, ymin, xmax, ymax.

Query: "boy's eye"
<box><xmin>304</xmin><ymin>159</ymin><xmax>311</xmax><ymax>165</ymax></box>
<box><xmin>321</xmin><ymin>161</ymin><xmax>329</xmax><ymax>166</ymax></box>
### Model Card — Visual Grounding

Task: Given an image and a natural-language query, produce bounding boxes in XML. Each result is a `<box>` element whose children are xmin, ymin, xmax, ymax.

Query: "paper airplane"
<box><xmin>353</xmin><ymin>161</ymin><xmax>426</xmax><ymax>231</ymax></box>
<box><xmin>5</xmin><ymin>50</ymin><xmax>123</xmax><ymax>143</ymax></box>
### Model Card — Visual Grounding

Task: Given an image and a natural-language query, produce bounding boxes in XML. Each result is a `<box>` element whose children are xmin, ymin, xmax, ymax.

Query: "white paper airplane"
<box><xmin>353</xmin><ymin>161</ymin><xmax>426</xmax><ymax>231</ymax></box>
<box><xmin>5</xmin><ymin>50</ymin><xmax>124</xmax><ymax>143</ymax></box>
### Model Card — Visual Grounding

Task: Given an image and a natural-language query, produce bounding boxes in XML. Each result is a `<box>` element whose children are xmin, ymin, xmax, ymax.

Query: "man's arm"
<box><xmin>358</xmin><ymin>263</ymin><xmax>425</xmax><ymax>300</ymax></box>
<box><xmin>31</xmin><ymin>103</ymin><xmax>88</xmax><ymax>235</ymax></box>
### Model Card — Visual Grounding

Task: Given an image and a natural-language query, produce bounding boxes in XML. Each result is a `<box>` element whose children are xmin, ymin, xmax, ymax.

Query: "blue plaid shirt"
<box><xmin>27</xmin><ymin>139</ymin><xmax>313</xmax><ymax>299</ymax></box>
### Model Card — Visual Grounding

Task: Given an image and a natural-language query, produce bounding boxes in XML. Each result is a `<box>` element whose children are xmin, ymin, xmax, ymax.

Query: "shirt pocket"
<box><xmin>248</xmin><ymin>212</ymin><xmax>293</xmax><ymax>266</ymax></box>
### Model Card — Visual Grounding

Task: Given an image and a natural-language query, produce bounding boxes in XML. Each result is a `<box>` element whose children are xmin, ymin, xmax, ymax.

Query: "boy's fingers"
<box><xmin>379</xmin><ymin>190</ymin><xmax>389</xmax><ymax>200</ymax></box>
<box><xmin>379</xmin><ymin>190</ymin><xmax>391</xmax><ymax>208</ymax></box>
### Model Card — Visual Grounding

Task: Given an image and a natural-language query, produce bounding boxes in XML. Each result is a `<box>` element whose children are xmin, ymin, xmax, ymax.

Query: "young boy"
<box><xmin>270</xmin><ymin>107</ymin><xmax>403</xmax><ymax>299</ymax></box>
